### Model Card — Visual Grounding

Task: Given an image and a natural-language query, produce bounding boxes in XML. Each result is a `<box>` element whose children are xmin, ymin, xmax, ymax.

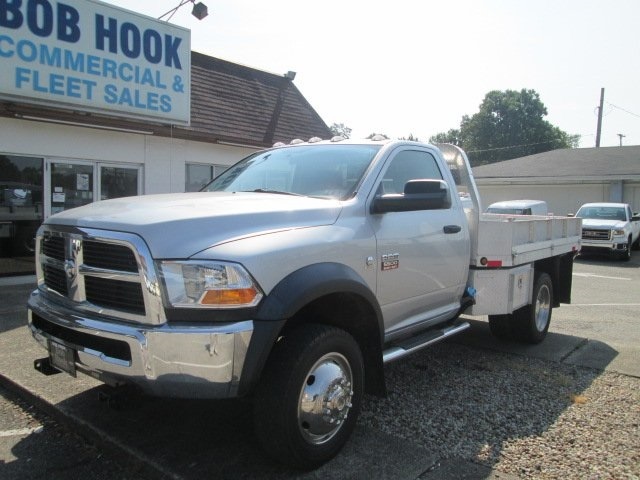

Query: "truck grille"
<box><xmin>37</xmin><ymin>227</ymin><xmax>165</xmax><ymax>325</ymax></box>
<box><xmin>85</xmin><ymin>276</ymin><xmax>145</xmax><ymax>314</ymax></box>
<box><xmin>83</xmin><ymin>240</ymin><xmax>139</xmax><ymax>273</ymax></box>
<box><xmin>582</xmin><ymin>229</ymin><xmax>611</xmax><ymax>241</ymax></box>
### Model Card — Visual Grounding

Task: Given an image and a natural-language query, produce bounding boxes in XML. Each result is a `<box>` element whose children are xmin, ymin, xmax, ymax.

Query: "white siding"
<box><xmin>476</xmin><ymin>183</ymin><xmax>610</xmax><ymax>216</ymax></box>
<box><xmin>0</xmin><ymin>117</ymin><xmax>256</xmax><ymax>196</ymax></box>
<box><xmin>623</xmin><ymin>183</ymin><xmax>640</xmax><ymax>213</ymax></box>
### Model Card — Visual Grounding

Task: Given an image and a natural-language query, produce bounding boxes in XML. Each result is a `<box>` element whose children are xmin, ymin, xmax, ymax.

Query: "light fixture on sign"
<box><xmin>191</xmin><ymin>2</ymin><xmax>208</xmax><ymax>20</ymax></box>
<box><xmin>159</xmin><ymin>0</ymin><xmax>209</xmax><ymax>22</ymax></box>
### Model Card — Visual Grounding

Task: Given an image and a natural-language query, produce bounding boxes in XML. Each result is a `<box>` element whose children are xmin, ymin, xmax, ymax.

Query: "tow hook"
<box><xmin>34</xmin><ymin>357</ymin><xmax>61</xmax><ymax>376</ymax></box>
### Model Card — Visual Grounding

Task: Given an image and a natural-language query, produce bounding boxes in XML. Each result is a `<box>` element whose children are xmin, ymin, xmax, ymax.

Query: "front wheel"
<box><xmin>253</xmin><ymin>324</ymin><xmax>364</xmax><ymax>469</ymax></box>
<box><xmin>619</xmin><ymin>236</ymin><xmax>632</xmax><ymax>261</ymax></box>
<box><xmin>512</xmin><ymin>272</ymin><xmax>553</xmax><ymax>344</ymax></box>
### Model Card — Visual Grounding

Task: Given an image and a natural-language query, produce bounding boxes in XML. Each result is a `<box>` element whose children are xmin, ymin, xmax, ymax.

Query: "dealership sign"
<box><xmin>0</xmin><ymin>0</ymin><xmax>191</xmax><ymax>125</ymax></box>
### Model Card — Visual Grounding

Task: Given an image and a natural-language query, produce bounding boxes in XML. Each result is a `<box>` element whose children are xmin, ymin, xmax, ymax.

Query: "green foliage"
<box><xmin>329</xmin><ymin>123</ymin><xmax>352</xmax><ymax>139</ymax></box>
<box><xmin>429</xmin><ymin>89</ymin><xmax>579</xmax><ymax>166</ymax></box>
<box><xmin>429</xmin><ymin>129</ymin><xmax>463</xmax><ymax>146</ymax></box>
<box><xmin>399</xmin><ymin>133</ymin><xmax>420</xmax><ymax>141</ymax></box>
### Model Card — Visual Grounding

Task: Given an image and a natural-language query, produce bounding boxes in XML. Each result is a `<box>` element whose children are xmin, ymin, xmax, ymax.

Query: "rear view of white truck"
<box><xmin>27</xmin><ymin>139</ymin><xmax>580</xmax><ymax>468</ymax></box>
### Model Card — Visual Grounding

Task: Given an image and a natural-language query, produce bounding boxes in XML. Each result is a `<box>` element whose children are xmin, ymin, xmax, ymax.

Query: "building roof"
<box><xmin>189</xmin><ymin>52</ymin><xmax>331</xmax><ymax>146</ymax></box>
<box><xmin>0</xmin><ymin>51</ymin><xmax>331</xmax><ymax>148</ymax></box>
<box><xmin>472</xmin><ymin>145</ymin><xmax>640</xmax><ymax>181</ymax></box>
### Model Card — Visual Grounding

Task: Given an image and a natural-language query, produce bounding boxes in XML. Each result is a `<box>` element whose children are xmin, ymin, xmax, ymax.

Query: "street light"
<box><xmin>159</xmin><ymin>0</ymin><xmax>209</xmax><ymax>22</ymax></box>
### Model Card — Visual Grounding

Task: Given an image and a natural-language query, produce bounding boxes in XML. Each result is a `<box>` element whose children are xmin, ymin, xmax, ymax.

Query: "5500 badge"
<box><xmin>381</xmin><ymin>253</ymin><xmax>399</xmax><ymax>271</ymax></box>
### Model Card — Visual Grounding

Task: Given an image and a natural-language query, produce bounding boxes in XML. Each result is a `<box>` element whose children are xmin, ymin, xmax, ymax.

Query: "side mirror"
<box><xmin>371</xmin><ymin>179</ymin><xmax>450</xmax><ymax>214</ymax></box>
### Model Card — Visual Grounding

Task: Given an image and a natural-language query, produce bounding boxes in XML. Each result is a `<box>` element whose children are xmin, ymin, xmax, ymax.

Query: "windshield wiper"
<box><xmin>244</xmin><ymin>189</ymin><xmax>304</xmax><ymax>197</ymax></box>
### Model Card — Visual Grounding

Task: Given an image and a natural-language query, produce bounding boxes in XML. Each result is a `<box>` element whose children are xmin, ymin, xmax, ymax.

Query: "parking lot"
<box><xmin>1</xmin><ymin>252</ymin><xmax>639</xmax><ymax>479</ymax></box>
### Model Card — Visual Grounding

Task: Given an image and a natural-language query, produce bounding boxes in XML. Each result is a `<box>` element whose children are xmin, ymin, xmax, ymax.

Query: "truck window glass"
<box><xmin>203</xmin><ymin>144</ymin><xmax>381</xmax><ymax>200</ymax></box>
<box><xmin>379</xmin><ymin>150</ymin><xmax>443</xmax><ymax>195</ymax></box>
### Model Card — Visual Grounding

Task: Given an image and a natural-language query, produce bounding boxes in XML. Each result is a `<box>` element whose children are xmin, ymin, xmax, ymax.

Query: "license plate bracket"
<box><xmin>49</xmin><ymin>339</ymin><xmax>77</xmax><ymax>377</ymax></box>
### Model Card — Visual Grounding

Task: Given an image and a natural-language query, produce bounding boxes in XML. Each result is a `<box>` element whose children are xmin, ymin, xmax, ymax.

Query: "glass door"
<box><xmin>0</xmin><ymin>155</ymin><xmax>43</xmax><ymax>276</ymax></box>
<box><xmin>48</xmin><ymin>161</ymin><xmax>95</xmax><ymax>216</ymax></box>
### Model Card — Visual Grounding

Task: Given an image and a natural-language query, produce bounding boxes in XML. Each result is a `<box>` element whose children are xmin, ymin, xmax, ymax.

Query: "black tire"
<box><xmin>488</xmin><ymin>314</ymin><xmax>512</xmax><ymax>341</ymax></box>
<box><xmin>253</xmin><ymin>324</ymin><xmax>364</xmax><ymax>469</ymax></box>
<box><xmin>633</xmin><ymin>235</ymin><xmax>640</xmax><ymax>251</ymax></box>
<box><xmin>619</xmin><ymin>236</ymin><xmax>632</xmax><ymax>261</ymax></box>
<box><xmin>511</xmin><ymin>272</ymin><xmax>553</xmax><ymax>344</ymax></box>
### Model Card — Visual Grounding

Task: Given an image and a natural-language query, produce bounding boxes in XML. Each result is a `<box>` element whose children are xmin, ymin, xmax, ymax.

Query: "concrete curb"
<box><xmin>0</xmin><ymin>365</ymin><xmax>180</xmax><ymax>480</ymax></box>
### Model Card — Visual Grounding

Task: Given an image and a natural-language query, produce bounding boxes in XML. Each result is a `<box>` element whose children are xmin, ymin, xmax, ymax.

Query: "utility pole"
<box><xmin>595</xmin><ymin>87</ymin><xmax>604</xmax><ymax>147</ymax></box>
<box><xmin>617</xmin><ymin>133</ymin><xmax>626</xmax><ymax>146</ymax></box>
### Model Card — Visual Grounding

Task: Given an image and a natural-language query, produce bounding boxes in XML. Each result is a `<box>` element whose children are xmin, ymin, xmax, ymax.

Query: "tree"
<box><xmin>329</xmin><ymin>123</ymin><xmax>352</xmax><ymax>139</ymax></box>
<box><xmin>430</xmin><ymin>89</ymin><xmax>579</xmax><ymax>166</ymax></box>
<box><xmin>429</xmin><ymin>129</ymin><xmax>462</xmax><ymax>146</ymax></box>
<box><xmin>399</xmin><ymin>133</ymin><xmax>420</xmax><ymax>141</ymax></box>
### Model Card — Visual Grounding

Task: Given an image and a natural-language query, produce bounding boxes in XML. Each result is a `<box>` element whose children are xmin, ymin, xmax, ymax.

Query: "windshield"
<box><xmin>203</xmin><ymin>144</ymin><xmax>381</xmax><ymax>200</ymax></box>
<box><xmin>576</xmin><ymin>206</ymin><xmax>626</xmax><ymax>221</ymax></box>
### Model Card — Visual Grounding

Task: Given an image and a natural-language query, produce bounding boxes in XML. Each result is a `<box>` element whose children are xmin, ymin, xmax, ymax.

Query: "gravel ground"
<box><xmin>359</xmin><ymin>342</ymin><xmax>640</xmax><ymax>480</ymax></box>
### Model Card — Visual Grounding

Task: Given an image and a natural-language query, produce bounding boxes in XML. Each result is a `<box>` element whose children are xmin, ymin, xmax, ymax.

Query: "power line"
<box><xmin>606</xmin><ymin>102</ymin><xmax>640</xmax><ymax>119</ymax></box>
<box><xmin>466</xmin><ymin>138</ymin><xmax>570</xmax><ymax>154</ymax></box>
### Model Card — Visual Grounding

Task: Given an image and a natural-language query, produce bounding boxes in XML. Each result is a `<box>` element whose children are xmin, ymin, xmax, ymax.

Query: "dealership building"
<box><xmin>0</xmin><ymin>1</ymin><xmax>331</xmax><ymax>276</ymax></box>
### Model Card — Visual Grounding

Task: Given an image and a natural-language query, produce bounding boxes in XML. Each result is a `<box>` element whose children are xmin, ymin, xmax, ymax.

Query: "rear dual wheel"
<box><xmin>488</xmin><ymin>271</ymin><xmax>553</xmax><ymax>344</ymax></box>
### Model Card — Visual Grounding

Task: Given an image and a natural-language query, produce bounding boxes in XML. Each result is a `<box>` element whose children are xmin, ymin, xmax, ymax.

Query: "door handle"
<box><xmin>443</xmin><ymin>225</ymin><xmax>462</xmax><ymax>234</ymax></box>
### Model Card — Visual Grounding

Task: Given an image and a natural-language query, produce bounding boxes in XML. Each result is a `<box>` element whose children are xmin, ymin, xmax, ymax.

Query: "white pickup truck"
<box><xmin>27</xmin><ymin>139</ymin><xmax>581</xmax><ymax>468</ymax></box>
<box><xmin>576</xmin><ymin>202</ymin><xmax>640</xmax><ymax>261</ymax></box>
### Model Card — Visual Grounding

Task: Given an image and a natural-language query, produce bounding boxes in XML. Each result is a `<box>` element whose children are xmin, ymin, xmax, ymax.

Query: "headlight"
<box><xmin>159</xmin><ymin>261</ymin><xmax>263</xmax><ymax>308</ymax></box>
<box><xmin>612</xmin><ymin>229</ymin><xmax>625</xmax><ymax>236</ymax></box>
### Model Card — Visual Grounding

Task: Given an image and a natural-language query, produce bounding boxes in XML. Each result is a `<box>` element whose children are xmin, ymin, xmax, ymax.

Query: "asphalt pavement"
<box><xmin>0</xmin><ymin>254</ymin><xmax>638</xmax><ymax>479</ymax></box>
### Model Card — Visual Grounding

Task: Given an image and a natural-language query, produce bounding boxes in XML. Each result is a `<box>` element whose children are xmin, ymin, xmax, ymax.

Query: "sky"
<box><xmin>102</xmin><ymin>0</ymin><xmax>640</xmax><ymax>149</ymax></box>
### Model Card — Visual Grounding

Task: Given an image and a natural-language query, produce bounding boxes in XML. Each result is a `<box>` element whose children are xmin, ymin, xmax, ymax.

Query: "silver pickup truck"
<box><xmin>27</xmin><ymin>139</ymin><xmax>581</xmax><ymax>468</ymax></box>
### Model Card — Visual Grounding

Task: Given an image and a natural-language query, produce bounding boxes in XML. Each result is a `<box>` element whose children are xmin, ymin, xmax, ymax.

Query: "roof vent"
<box><xmin>330</xmin><ymin>136</ymin><xmax>346</xmax><ymax>142</ymax></box>
<box><xmin>290</xmin><ymin>138</ymin><xmax>304</xmax><ymax>145</ymax></box>
<box><xmin>308</xmin><ymin>137</ymin><xmax>322</xmax><ymax>143</ymax></box>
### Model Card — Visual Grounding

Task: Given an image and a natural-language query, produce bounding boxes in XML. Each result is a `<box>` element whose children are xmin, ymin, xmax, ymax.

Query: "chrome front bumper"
<box><xmin>27</xmin><ymin>290</ymin><xmax>253</xmax><ymax>399</ymax></box>
<box><xmin>580</xmin><ymin>240</ymin><xmax>627</xmax><ymax>252</ymax></box>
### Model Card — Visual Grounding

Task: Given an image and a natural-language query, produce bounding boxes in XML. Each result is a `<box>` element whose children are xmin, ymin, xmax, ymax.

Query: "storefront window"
<box><xmin>186</xmin><ymin>163</ymin><xmax>228</xmax><ymax>192</ymax></box>
<box><xmin>100</xmin><ymin>166</ymin><xmax>139</xmax><ymax>200</ymax></box>
<box><xmin>0</xmin><ymin>155</ymin><xmax>44</xmax><ymax>276</ymax></box>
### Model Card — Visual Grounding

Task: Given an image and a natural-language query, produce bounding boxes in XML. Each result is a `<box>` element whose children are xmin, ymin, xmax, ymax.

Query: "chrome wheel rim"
<box><xmin>297</xmin><ymin>352</ymin><xmax>353</xmax><ymax>445</ymax></box>
<box><xmin>534</xmin><ymin>284</ymin><xmax>551</xmax><ymax>332</ymax></box>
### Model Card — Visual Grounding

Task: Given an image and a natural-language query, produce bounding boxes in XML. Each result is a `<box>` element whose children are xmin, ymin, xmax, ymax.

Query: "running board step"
<box><xmin>382</xmin><ymin>321</ymin><xmax>470</xmax><ymax>364</ymax></box>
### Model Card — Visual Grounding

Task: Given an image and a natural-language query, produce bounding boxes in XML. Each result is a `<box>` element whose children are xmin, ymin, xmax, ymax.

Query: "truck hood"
<box><xmin>580</xmin><ymin>218</ymin><xmax>627</xmax><ymax>230</ymax></box>
<box><xmin>45</xmin><ymin>192</ymin><xmax>342</xmax><ymax>258</ymax></box>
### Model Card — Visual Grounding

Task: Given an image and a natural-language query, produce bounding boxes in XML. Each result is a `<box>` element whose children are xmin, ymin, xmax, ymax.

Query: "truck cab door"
<box><xmin>368</xmin><ymin>147</ymin><xmax>470</xmax><ymax>339</ymax></box>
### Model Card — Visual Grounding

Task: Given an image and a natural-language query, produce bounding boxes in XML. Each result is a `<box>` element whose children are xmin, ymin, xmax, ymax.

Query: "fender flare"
<box><xmin>256</xmin><ymin>262</ymin><xmax>381</xmax><ymax>325</ymax></box>
<box><xmin>249</xmin><ymin>263</ymin><xmax>386</xmax><ymax>396</ymax></box>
